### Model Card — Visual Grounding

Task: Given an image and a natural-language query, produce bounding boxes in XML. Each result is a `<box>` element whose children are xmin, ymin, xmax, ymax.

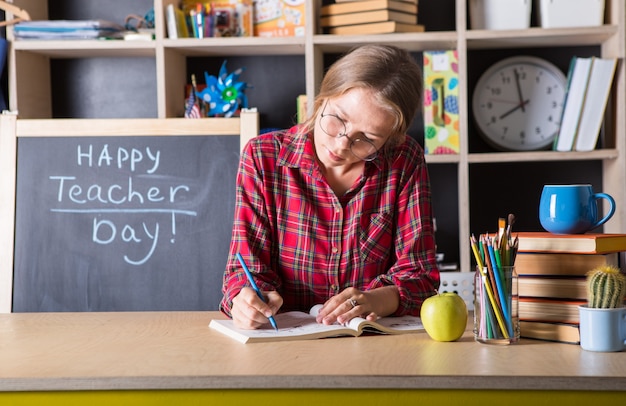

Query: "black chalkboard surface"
<box><xmin>13</xmin><ymin>135</ymin><xmax>238</xmax><ymax>312</ymax></box>
<box><xmin>8</xmin><ymin>120</ymin><xmax>254</xmax><ymax>312</ymax></box>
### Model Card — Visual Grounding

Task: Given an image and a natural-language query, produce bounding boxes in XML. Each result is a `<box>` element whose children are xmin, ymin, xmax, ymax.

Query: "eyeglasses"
<box><xmin>319</xmin><ymin>101</ymin><xmax>379</xmax><ymax>161</ymax></box>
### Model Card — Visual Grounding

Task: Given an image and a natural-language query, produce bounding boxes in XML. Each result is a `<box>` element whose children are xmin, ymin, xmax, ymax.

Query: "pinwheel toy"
<box><xmin>196</xmin><ymin>60</ymin><xmax>249</xmax><ymax>117</ymax></box>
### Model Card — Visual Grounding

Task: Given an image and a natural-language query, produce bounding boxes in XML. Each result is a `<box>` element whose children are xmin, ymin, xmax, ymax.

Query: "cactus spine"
<box><xmin>586</xmin><ymin>266</ymin><xmax>626</xmax><ymax>308</ymax></box>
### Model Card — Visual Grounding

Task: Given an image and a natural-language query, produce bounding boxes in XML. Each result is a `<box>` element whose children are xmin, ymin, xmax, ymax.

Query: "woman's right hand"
<box><xmin>231</xmin><ymin>287</ymin><xmax>283</xmax><ymax>329</ymax></box>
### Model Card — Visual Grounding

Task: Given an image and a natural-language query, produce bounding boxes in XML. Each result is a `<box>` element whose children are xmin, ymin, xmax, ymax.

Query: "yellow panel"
<box><xmin>1</xmin><ymin>390</ymin><xmax>625</xmax><ymax>405</ymax></box>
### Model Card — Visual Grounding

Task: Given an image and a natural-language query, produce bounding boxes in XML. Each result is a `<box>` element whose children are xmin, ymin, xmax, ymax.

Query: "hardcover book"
<box><xmin>515</xmin><ymin>232</ymin><xmax>626</xmax><ymax>254</ymax></box>
<box><xmin>514</xmin><ymin>252</ymin><xmax>619</xmax><ymax>276</ymax></box>
<box><xmin>554</xmin><ymin>56</ymin><xmax>592</xmax><ymax>151</ymax></box>
<box><xmin>520</xmin><ymin>320</ymin><xmax>580</xmax><ymax>344</ymax></box>
<box><xmin>518</xmin><ymin>276</ymin><xmax>586</xmax><ymax>300</ymax></box>
<box><xmin>519</xmin><ymin>298</ymin><xmax>586</xmax><ymax>324</ymax></box>
<box><xmin>328</xmin><ymin>21</ymin><xmax>424</xmax><ymax>35</ymax></box>
<box><xmin>320</xmin><ymin>9</ymin><xmax>417</xmax><ymax>27</ymax></box>
<box><xmin>165</xmin><ymin>4</ymin><xmax>190</xmax><ymax>39</ymax></box>
<box><xmin>321</xmin><ymin>0</ymin><xmax>418</xmax><ymax>16</ymax></box>
<box><xmin>209</xmin><ymin>305</ymin><xmax>424</xmax><ymax>343</ymax></box>
<box><xmin>574</xmin><ymin>57</ymin><xmax>618</xmax><ymax>152</ymax></box>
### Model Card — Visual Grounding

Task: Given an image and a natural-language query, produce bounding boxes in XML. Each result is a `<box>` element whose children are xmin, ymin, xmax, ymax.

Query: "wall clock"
<box><xmin>472</xmin><ymin>55</ymin><xmax>567</xmax><ymax>151</ymax></box>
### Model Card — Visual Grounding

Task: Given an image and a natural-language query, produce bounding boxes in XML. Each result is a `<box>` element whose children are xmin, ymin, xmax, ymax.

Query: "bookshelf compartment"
<box><xmin>469</xmin><ymin>160</ymin><xmax>605</xmax><ymax>234</ymax></box>
<box><xmin>186</xmin><ymin>54</ymin><xmax>306</xmax><ymax>130</ymax></box>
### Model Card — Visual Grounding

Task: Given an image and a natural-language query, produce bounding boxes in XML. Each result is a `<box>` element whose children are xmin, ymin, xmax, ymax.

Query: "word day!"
<box><xmin>49</xmin><ymin>144</ymin><xmax>197</xmax><ymax>266</ymax></box>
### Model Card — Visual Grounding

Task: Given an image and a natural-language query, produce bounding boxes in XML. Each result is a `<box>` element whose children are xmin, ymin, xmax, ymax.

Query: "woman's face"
<box><xmin>313</xmin><ymin>88</ymin><xmax>395</xmax><ymax>169</ymax></box>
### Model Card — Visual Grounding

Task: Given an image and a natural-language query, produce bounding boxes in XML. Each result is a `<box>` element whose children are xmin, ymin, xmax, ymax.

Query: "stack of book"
<box><xmin>515</xmin><ymin>232</ymin><xmax>626</xmax><ymax>344</ymax></box>
<box><xmin>320</xmin><ymin>0</ymin><xmax>424</xmax><ymax>35</ymax></box>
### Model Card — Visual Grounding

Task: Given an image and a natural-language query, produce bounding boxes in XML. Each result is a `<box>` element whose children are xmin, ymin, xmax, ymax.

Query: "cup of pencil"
<box><xmin>471</xmin><ymin>215</ymin><xmax>520</xmax><ymax>345</ymax></box>
<box><xmin>474</xmin><ymin>265</ymin><xmax>519</xmax><ymax>345</ymax></box>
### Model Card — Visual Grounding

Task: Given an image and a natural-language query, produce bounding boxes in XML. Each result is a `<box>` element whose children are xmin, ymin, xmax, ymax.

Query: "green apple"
<box><xmin>420</xmin><ymin>292</ymin><xmax>468</xmax><ymax>342</ymax></box>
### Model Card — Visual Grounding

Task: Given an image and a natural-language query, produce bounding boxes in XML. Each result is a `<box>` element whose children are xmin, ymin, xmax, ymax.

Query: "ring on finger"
<box><xmin>348</xmin><ymin>298</ymin><xmax>358</xmax><ymax>308</ymax></box>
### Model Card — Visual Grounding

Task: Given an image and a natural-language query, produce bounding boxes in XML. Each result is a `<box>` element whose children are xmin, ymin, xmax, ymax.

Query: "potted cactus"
<box><xmin>586</xmin><ymin>265</ymin><xmax>626</xmax><ymax>308</ymax></box>
<box><xmin>578</xmin><ymin>265</ymin><xmax>626</xmax><ymax>352</ymax></box>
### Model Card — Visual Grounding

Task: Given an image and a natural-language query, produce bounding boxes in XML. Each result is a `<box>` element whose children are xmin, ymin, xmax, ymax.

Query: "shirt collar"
<box><xmin>276</xmin><ymin>126</ymin><xmax>311</xmax><ymax>169</ymax></box>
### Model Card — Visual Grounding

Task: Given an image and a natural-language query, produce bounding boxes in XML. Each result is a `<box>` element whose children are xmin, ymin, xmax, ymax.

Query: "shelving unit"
<box><xmin>5</xmin><ymin>0</ymin><xmax>625</xmax><ymax>274</ymax></box>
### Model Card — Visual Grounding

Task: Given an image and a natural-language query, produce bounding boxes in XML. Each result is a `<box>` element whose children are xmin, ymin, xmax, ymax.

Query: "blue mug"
<box><xmin>539</xmin><ymin>184</ymin><xmax>615</xmax><ymax>234</ymax></box>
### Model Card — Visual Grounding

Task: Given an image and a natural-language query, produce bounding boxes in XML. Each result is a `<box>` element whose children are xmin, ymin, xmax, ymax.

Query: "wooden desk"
<box><xmin>1</xmin><ymin>311</ymin><xmax>625</xmax><ymax>404</ymax></box>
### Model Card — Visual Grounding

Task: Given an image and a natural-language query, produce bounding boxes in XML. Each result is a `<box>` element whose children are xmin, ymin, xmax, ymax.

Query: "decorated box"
<box><xmin>253</xmin><ymin>0</ymin><xmax>306</xmax><ymax>37</ymax></box>
<box><xmin>423</xmin><ymin>50</ymin><xmax>460</xmax><ymax>155</ymax></box>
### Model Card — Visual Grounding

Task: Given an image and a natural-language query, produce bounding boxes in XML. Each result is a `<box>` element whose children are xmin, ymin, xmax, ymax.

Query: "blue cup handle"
<box><xmin>591</xmin><ymin>192</ymin><xmax>616</xmax><ymax>229</ymax></box>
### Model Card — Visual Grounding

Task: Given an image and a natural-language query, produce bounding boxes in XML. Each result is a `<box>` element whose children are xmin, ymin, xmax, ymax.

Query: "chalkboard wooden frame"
<box><xmin>0</xmin><ymin>111</ymin><xmax>259</xmax><ymax>313</ymax></box>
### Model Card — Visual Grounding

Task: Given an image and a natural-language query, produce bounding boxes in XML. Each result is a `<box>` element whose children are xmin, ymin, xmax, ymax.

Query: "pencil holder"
<box><xmin>474</xmin><ymin>266</ymin><xmax>520</xmax><ymax>345</ymax></box>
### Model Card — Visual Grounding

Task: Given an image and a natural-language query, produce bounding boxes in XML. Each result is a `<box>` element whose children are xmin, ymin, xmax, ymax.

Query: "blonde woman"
<box><xmin>221</xmin><ymin>44</ymin><xmax>439</xmax><ymax>329</ymax></box>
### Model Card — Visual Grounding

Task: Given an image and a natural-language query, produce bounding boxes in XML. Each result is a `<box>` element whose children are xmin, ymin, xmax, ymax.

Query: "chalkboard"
<box><xmin>1</xmin><ymin>115</ymin><xmax>259</xmax><ymax>312</ymax></box>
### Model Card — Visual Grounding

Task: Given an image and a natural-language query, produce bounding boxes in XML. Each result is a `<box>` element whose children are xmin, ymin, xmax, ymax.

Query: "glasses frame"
<box><xmin>319</xmin><ymin>101</ymin><xmax>379</xmax><ymax>162</ymax></box>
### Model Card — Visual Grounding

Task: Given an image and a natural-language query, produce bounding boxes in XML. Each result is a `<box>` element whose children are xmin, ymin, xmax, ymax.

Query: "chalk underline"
<box><xmin>50</xmin><ymin>208</ymin><xmax>197</xmax><ymax>216</ymax></box>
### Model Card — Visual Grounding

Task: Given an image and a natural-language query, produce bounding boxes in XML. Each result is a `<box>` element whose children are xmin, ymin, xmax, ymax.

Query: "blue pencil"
<box><xmin>236</xmin><ymin>253</ymin><xmax>278</xmax><ymax>331</ymax></box>
<box><xmin>487</xmin><ymin>243</ymin><xmax>512</xmax><ymax>336</ymax></box>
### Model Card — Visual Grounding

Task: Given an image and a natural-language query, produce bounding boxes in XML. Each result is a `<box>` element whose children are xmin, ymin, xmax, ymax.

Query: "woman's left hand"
<box><xmin>315</xmin><ymin>285</ymin><xmax>399</xmax><ymax>325</ymax></box>
<box><xmin>315</xmin><ymin>287</ymin><xmax>373</xmax><ymax>325</ymax></box>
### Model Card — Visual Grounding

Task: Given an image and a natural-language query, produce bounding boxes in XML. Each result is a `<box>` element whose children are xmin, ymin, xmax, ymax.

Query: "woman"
<box><xmin>220</xmin><ymin>44</ymin><xmax>439</xmax><ymax>329</ymax></box>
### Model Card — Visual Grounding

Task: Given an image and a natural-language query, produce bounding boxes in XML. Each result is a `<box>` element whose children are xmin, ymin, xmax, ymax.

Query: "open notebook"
<box><xmin>209</xmin><ymin>304</ymin><xmax>424</xmax><ymax>344</ymax></box>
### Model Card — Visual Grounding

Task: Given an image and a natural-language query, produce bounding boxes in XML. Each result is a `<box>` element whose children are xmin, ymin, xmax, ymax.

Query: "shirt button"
<box><xmin>331</xmin><ymin>246</ymin><xmax>339</xmax><ymax>254</ymax></box>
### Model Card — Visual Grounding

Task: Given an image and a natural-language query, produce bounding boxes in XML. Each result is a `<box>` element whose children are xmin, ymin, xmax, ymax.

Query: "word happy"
<box><xmin>49</xmin><ymin>144</ymin><xmax>197</xmax><ymax>266</ymax></box>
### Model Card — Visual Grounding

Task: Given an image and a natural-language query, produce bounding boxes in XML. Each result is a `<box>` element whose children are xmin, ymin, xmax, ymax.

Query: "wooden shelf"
<box><xmin>467</xmin><ymin>149</ymin><xmax>619</xmax><ymax>164</ymax></box>
<box><xmin>162</xmin><ymin>36</ymin><xmax>306</xmax><ymax>56</ymax></box>
<box><xmin>312</xmin><ymin>31</ymin><xmax>459</xmax><ymax>52</ymax></box>
<box><xmin>465</xmin><ymin>25</ymin><xmax>619</xmax><ymax>49</ymax></box>
<box><xmin>11</xmin><ymin>39</ymin><xmax>157</xmax><ymax>57</ymax></box>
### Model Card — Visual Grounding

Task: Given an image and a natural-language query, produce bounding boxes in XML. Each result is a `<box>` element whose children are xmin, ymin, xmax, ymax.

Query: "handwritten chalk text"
<box><xmin>49</xmin><ymin>143</ymin><xmax>199</xmax><ymax>265</ymax></box>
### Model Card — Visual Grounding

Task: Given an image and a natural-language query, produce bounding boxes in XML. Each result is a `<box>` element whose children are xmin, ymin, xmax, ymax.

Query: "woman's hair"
<box><xmin>301</xmin><ymin>44</ymin><xmax>423</xmax><ymax>150</ymax></box>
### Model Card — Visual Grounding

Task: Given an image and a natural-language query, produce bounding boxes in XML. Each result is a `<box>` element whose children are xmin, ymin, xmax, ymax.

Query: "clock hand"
<box><xmin>514</xmin><ymin>68</ymin><xmax>526</xmax><ymax>113</ymax></box>
<box><xmin>499</xmin><ymin>99</ymin><xmax>529</xmax><ymax>120</ymax></box>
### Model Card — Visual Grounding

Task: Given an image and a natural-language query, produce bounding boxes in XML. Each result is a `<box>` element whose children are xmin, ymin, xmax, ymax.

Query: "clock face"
<box><xmin>472</xmin><ymin>56</ymin><xmax>567</xmax><ymax>151</ymax></box>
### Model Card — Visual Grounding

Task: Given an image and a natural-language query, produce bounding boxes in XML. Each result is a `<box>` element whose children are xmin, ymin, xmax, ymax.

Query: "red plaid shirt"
<box><xmin>220</xmin><ymin>126</ymin><xmax>439</xmax><ymax>317</ymax></box>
